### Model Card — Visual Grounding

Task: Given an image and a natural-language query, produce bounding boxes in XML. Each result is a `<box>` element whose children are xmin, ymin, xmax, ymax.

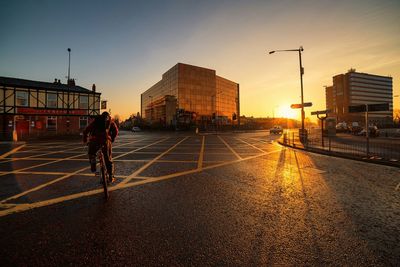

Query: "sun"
<box><xmin>277</xmin><ymin>105</ymin><xmax>298</xmax><ymax>119</ymax></box>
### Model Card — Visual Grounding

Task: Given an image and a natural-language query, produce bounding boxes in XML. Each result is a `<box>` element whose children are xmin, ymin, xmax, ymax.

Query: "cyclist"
<box><xmin>83</xmin><ymin>111</ymin><xmax>118</xmax><ymax>183</ymax></box>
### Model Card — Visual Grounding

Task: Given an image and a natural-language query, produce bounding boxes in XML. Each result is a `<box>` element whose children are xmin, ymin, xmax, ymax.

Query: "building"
<box><xmin>0</xmin><ymin>76</ymin><xmax>101</xmax><ymax>140</ymax></box>
<box><xmin>325</xmin><ymin>69</ymin><xmax>393</xmax><ymax>126</ymax></box>
<box><xmin>141</xmin><ymin>63</ymin><xmax>239</xmax><ymax>129</ymax></box>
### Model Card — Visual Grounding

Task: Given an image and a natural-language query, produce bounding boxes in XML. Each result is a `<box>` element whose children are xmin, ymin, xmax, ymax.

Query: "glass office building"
<box><xmin>141</xmin><ymin>63</ymin><xmax>239</xmax><ymax>128</ymax></box>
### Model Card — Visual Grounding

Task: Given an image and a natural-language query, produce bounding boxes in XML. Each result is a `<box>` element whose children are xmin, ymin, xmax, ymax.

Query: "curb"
<box><xmin>278</xmin><ymin>140</ymin><xmax>400</xmax><ymax>169</ymax></box>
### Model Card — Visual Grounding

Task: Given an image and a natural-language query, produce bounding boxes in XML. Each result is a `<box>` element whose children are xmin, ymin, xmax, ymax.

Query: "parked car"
<box><xmin>357</xmin><ymin>125</ymin><xmax>380</xmax><ymax>137</ymax></box>
<box><xmin>336</xmin><ymin>122</ymin><xmax>349</xmax><ymax>133</ymax></box>
<box><xmin>270</xmin><ymin>126</ymin><xmax>283</xmax><ymax>135</ymax></box>
<box><xmin>131</xmin><ymin>126</ymin><xmax>141</xmax><ymax>132</ymax></box>
<box><xmin>350</xmin><ymin>122</ymin><xmax>363</xmax><ymax>135</ymax></box>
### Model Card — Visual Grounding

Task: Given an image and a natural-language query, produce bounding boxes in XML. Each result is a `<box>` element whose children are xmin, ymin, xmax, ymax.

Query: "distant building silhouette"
<box><xmin>325</xmin><ymin>69</ymin><xmax>393</xmax><ymax>126</ymax></box>
<box><xmin>141</xmin><ymin>63</ymin><xmax>239</xmax><ymax>129</ymax></box>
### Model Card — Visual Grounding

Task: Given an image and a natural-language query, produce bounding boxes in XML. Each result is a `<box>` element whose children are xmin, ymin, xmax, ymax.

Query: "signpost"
<box><xmin>291</xmin><ymin>102</ymin><xmax>312</xmax><ymax>109</ymax></box>
<box><xmin>291</xmin><ymin>102</ymin><xmax>312</xmax><ymax>143</ymax></box>
<box><xmin>348</xmin><ymin>103</ymin><xmax>389</xmax><ymax>156</ymax></box>
<box><xmin>311</xmin><ymin>109</ymin><xmax>330</xmax><ymax>147</ymax></box>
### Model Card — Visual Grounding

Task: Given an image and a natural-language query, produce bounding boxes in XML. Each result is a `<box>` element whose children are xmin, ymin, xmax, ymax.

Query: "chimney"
<box><xmin>67</xmin><ymin>78</ymin><xmax>75</xmax><ymax>86</ymax></box>
<box><xmin>54</xmin><ymin>78</ymin><xmax>58</xmax><ymax>84</ymax></box>
<box><xmin>92</xmin><ymin>84</ymin><xmax>96</xmax><ymax>92</ymax></box>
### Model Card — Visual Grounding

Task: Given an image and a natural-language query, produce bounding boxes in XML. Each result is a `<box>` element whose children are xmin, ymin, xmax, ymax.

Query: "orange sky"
<box><xmin>1</xmin><ymin>1</ymin><xmax>399</xmax><ymax>121</ymax></box>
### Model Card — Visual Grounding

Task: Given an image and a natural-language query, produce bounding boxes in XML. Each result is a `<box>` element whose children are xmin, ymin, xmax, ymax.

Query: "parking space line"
<box><xmin>197</xmin><ymin>136</ymin><xmax>205</xmax><ymax>169</ymax></box>
<box><xmin>218</xmin><ymin>135</ymin><xmax>242</xmax><ymax>160</ymax></box>
<box><xmin>0</xmin><ymin>144</ymin><xmax>26</xmax><ymax>159</ymax></box>
<box><xmin>120</xmin><ymin>136</ymin><xmax>190</xmax><ymax>185</ymax></box>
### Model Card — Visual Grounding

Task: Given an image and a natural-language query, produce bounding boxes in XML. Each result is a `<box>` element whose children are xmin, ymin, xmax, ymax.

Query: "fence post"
<box><xmin>328</xmin><ymin>136</ymin><xmax>331</xmax><ymax>152</ymax></box>
<box><xmin>292</xmin><ymin>132</ymin><xmax>294</xmax><ymax>146</ymax></box>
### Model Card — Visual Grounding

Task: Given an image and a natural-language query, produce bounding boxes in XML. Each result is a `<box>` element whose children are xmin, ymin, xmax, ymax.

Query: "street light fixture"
<box><xmin>268</xmin><ymin>46</ymin><xmax>306</xmax><ymax>138</ymax></box>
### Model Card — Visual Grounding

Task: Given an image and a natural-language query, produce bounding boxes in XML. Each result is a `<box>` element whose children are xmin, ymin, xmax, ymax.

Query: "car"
<box><xmin>131</xmin><ymin>126</ymin><xmax>141</xmax><ymax>132</ymax></box>
<box><xmin>336</xmin><ymin>122</ymin><xmax>349</xmax><ymax>133</ymax></box>
<box><xmin>357</xmin><ymin>125</ymin><xmax>379</xmax><ymax>137</ymax></box>
<box><xmin>350</xmin><ymin>122</ymin><xmax>362</xmax><ymax>135</ymax></box>
<box><xmin>270</xmin><ymin>126</ymin><xmax>283</xmax><ymax>135</ymax></box>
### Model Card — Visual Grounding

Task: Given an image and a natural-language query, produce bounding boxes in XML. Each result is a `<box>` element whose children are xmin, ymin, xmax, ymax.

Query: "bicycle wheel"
<box><xmin>100</xmin><ymin>154</ymin><xmax>109</xmax><ymax>199</ymax></box>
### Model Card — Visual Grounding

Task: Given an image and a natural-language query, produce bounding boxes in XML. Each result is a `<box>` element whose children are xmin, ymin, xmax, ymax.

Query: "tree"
<box><xmin>113</xmin><ymin>114</ymin><xmax>121</xmax><ymax>127</ymax></box>
<box><xmin>394</xmin><ymin>109</ymin><xmax>400</xmax><ymax>125</ymax></box>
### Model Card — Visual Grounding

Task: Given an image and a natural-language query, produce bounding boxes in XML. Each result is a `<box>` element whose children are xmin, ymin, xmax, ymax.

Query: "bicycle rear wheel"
<box><xmin>100</xmin><ymin>155</ymin><xmax>109</xmax><ymax>199</ymax></box>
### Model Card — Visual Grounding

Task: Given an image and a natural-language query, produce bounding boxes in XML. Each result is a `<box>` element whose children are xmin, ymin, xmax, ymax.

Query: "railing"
<box><xmin>281</xmin><ymin>128</ymin><xmax>400</xmax><ymax>165</ymax></box>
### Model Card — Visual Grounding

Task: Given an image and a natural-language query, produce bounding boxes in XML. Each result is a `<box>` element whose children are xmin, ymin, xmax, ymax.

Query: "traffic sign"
<box><xmin>290</xmin><ymin>102</ymin><xmax>312</xmax><ymax>109</ymax></box>
<box><xmin>349</xmin><ymin>103</ymin><xmax>389</xmax><ymax>113</ymax></box>
<box><xmin>311</xmin><ymin>109</ymin><xmax>331</xmax><ymax>115</ymax></box>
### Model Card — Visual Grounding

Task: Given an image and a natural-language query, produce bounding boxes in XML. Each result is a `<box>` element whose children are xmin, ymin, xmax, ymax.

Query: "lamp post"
<box><xmin>67</xmin><ymin>48</ymin><xmax>71</xmax><ymax>82</ymax></box>
<box><xmin>269</xmin><ymin>46</ymin><xmax>306</xmax><ymax>136</ymax></box>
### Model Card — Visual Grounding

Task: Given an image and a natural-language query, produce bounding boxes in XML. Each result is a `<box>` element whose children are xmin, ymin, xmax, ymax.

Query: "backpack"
<box><xmin>90</xmin><ymin>115</ymin><xmax>111</xmax><ymax>137</ymax></box>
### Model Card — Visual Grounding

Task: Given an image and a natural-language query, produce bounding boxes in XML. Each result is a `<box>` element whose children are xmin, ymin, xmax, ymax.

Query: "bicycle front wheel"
<box><xmin>100</xmin><ymin>157</ymin><xmax>109</xmax><ymax>199</ymax></box>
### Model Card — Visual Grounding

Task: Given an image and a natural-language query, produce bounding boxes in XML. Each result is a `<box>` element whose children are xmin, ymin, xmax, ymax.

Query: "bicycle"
<box><xmin>97</xmin><ymin>145</ymin><xmax>110</xmax><ymax>199</ymax></box>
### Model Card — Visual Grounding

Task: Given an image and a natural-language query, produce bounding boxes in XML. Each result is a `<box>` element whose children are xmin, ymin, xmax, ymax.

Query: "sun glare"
<box><xmin>277</xmin><ymin>105</ymin><xmax>298</xmax><ymax>119</ymax></box>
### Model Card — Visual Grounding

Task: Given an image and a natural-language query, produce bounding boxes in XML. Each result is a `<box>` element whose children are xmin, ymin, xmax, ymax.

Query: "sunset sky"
<box><xmin>1</xmin><ymin>0</ymin><xmax>399</xmax><ymax>120</ymax></box>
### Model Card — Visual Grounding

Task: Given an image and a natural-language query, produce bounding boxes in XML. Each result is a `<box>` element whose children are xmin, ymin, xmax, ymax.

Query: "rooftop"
<box><xmin>0</xmin><ymin>76</ymin><xmax>99</xmax><ymax>94</ymax></box>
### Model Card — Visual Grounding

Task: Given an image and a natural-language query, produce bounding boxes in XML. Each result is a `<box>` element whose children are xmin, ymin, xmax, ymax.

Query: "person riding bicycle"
<box><xmin>83</xmin><ymin>112</ymin><xmax>118</xmax><ymax>183</ymax></box>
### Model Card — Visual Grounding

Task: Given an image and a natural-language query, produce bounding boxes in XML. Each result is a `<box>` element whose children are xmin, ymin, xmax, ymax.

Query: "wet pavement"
<box><xmin>0</xmin><ymin>131</ymin><xmax>399</xmax><ymax>266</ymax></box>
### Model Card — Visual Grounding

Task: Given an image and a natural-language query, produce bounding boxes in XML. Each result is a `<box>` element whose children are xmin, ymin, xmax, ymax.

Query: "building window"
<box><xmin>79</xmin><ymin>116</ymin><xmax>88</xmax><ymax>129</ymax></box>
<box><xmin>47</xmin><ymin>93</ymin><xmax>57</xmax><ymax>108</ymax></box>
<box><xmin>47</xmin><ymin>116</ymin><xmax>57</xmax><ymax>130</ymax></box>
<box><xmin>16</xmin><ymin>91</ymin><xmax>29</xmax><ymax>106</ymax></box>
<box><xmin>79</xmin><ymin>95</ymin><xmax>88</xmax><ymax>109</ymax></box>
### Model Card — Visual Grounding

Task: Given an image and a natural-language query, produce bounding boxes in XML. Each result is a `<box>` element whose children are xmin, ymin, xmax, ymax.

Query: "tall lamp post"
<box><xmin>67</xmin><ymin>48</ymin><xmax>71</xmax><ymax>82</ymax></box>
<box><xmin>269</xmin><ymin>46</ymin><xmax>305</xmax><ymax>135</ymax></box>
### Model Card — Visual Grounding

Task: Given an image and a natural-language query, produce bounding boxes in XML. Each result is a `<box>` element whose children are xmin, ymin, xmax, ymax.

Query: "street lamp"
<box><xmin>268</xmin><ymin>46</ymin><xmax>306</xmax><ymax>135</ymax></box>
<box><xmin>67</xmin><ymin>48</ymin><xmax>71</xmax><ymax>82</ymax></box>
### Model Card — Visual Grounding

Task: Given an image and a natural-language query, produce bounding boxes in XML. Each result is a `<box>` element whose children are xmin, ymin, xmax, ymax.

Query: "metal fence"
<box><xmin>281</xmin><ymin>128</ymin><xmax>400</xmax><ymax>165</ymax></box>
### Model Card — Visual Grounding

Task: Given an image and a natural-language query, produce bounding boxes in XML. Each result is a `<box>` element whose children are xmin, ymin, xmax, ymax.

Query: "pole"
<box><xmin>299</xmin><ymin>48</ymin><xmax>305</xmax><ymax>134</ymax></box>
<box><xmin>366</xmin><ymin>104</ymin><xmax>369</xmax><ymax>155</ymax></box>
<box><xmin>67</xmin><ymin>48</ymin><xmax>71</xmax><ymax>82</ymax></box>
<box><xmin>321</xmin><ymin>118</ymin><xmax>325</xmax><ymax>148</ymax></box>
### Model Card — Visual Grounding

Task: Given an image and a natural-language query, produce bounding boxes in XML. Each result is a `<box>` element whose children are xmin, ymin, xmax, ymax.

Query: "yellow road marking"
<box><xmin>218</xmin><ymin>135</ymin><xmax>242</xmax><ymax>160</ymax></box>
<box><xmin>0</xmin><ymin>138</ymin><xmax>148</xmax><ymax>175</ymax></box>
<box><xmin>120</xmin><ymin>136</ymin><xmax>189</xmax><ymax>185</ymax></box>
<box><xmin>0</xmin><ymin>138</ymin><xmax>168</xmax><ymax>203</ymax></box>
<box><xmin>0</xmin><ymin>148</ymin><xmax>283</xmax><ymax>217</ymax></box>
<box><xmin>197</xmin><ymin>136</ymin><xmax>205</xmax><ymax>169</ymax></box>
<box><xmin>0</xmin><ymin>144</ymin><xmax>26</xmax><ymax>159</ymax></box>
<box><xmin>0</xmin><ymin>145</ymin><xmax>85</xmax><ymax>163</ymax></box>
<box><xmin>236</xmin><ymin>137</ymin><xmax>267</xmax><ymax>153</ymax></box>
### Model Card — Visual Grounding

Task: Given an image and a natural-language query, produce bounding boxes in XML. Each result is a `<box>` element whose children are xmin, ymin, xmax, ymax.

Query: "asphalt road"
<box><xmin>0</xmin><ymin>131</ymin><xmax>399</xmax><ymax>266</ymax></box>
